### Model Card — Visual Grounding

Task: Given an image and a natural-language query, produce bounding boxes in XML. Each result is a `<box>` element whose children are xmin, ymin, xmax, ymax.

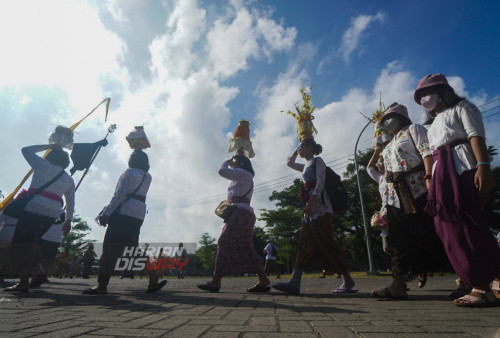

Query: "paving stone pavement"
<box><xmin>1</xmin><ymin>275</ymin><xmax>500</xmax><ymax>337</ymax></box>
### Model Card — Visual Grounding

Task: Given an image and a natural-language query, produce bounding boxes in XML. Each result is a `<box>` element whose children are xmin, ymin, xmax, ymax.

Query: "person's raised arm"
<box><xmin>287</xmin><ymin>148</ymin><xmax>304</xmax><ymax>172</ymax></box>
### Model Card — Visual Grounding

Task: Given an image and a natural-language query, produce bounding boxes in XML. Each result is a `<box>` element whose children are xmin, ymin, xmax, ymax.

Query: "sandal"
<box><xmin>247</xmin><ymin>284</ymin><xmax>271</xmax><ymax>293</ymax></box>
<box><xmin>454</xmin><ymin>288</ymin><xmax>499</xmax><ymax>308</ymax></box>
<box><xmin>82</xmin><ymin>287</ymin><xmax>107</xmax><ymax>295</ymax></box>
<box><xmin>4</xmin><ymin>284</ymin><xmax>29</xmax><ymax>293</ymax></box>
<box><xmin>145</xmin><ymin>280</ymin><xmax>168</xmax><ymax>293</ymax></box>
<box><xmin>371</xmin><ymin>286</ymin><xmax>408</xmax><ymax>300</ymax></box>
<box><xmin>332</xmin><ymin>286</ymin><xmax>358</xmax><ymax>294</ymax></box>
<box><xmin>272</xmin><ymin>282</ymin><xmax>299</xmax><ymax>295</ymax></box>
<box><xmin>197</xmin><ymin>282</ymin><xmax>220</xmax><ymax>293</ymax></box>
<box><xmin>491</xmin><ymin>279</ymin><xmax>500</xmax><ymax>300</ymax></box>
<box><xmin>418</xmin><ymin>274</ymin><xmax>427</xmax><ymax>289</ymax></box>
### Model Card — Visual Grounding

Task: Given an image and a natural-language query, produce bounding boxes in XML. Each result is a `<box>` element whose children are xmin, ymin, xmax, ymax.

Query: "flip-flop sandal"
<box><xmin>82</xmin><ymin>287</ymin><xmax>107</xmax><ymax>295</ymax></box>
<box><xmin>272</xmin><ymin>283</ymin><xmax>299</xmax><ymax>295</ymax></box>
<box><xmin>145</xmin><ymin>280</ymin><xmax>168</xmax><ymax>293</ymax></box>
<box><xmin>418</xmin><ymin>275</ymin><xmax>427</xmax><ymax>288</ymax></box>
<box><xmin>247</xmin><ymin>284</ymin><xmax>271</xmax><ymax>292</ymax></box>
<box><xmin>4</xmin><ymin>285</ymin><xmax>29</xmax><ymax>293</ymax></box>
<box><xmin>197</xmin><ymin>282</ymin><xmax>220</xmax><ymax>293</ymax></box>
<box><xmin>491</xmin><ymin>280</ymin><xmax>500</xmax><ymax>300</ymax></box>
<box><xmin>454</xmin><ymin>289</ymin><xmax>499</xmax><ymax>308</ymax></box>
<box><xmin>371</xmin><ymin>287</ymin><xmax>408</xmax><ymax>300</ymax></box>
<box><xmin>332</xmin><ymin>286</ymin><xmax>358</xmax><ymax>294</ymax></box>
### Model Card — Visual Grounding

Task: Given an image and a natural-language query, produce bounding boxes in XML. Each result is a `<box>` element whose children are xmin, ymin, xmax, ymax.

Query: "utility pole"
<box><xmin>354</xmin><ymin>120</ymin><xmax>376</xmax><ymax>273</ymax></box>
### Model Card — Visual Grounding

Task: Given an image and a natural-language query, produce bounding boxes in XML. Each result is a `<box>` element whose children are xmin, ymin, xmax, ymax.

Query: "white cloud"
<box><xmin>206</xmin><ymin>2</ymin><xmax>296</xmax><ymax>79</ymax></box>
<box><xmin>338</xmin><ymin>11</ymin><xmax>386</xmax><ymax>63</ymax></box>
<box><xmin>0</xmin><ymin>0</ymin><xmax>127</xmax><ymax>111</ymax></box>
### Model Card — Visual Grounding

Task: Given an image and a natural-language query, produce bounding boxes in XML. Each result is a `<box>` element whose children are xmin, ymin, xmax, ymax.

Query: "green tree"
<box><xmin>60</xmin><ymin>216</ymin><xmax>94</xmax><ymax>256</ymax></box>
<box><xmin>488</xmin><ymin>145</ymin><xmax>498</xmax><ymax>161</ymax></box>
<box><xmin>484</xmin><ymin>166</ymin><xmax>500</xmax><ymax>230</ymax></box>
<box><xmin>195</xmin><ymin>232</ymin><xmax>217</xmax><ymax>273</ymax></box>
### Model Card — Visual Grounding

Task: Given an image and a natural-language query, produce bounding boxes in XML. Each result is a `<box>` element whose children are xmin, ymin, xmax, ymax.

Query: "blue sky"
<box><xmin>1</xmin><ymin>0</ymin><xmax>499</xmax><ymax>244</ymax></box>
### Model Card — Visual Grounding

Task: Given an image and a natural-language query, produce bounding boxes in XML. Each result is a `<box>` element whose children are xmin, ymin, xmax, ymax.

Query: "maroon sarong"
<box><xmin>426</xmin><ymin>142</ymin><xmax>500</xmax><ymax>287</ymax></box>
<box><xmin>212</xmin><ymin>207</ymin><xmax>263</xmax><ymax>278</ymax></box>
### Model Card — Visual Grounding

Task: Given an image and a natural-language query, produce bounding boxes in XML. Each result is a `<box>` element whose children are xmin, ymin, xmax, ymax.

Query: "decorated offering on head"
<box><xmin>228</xmin><ymin>119</ymin><xmax>255</xmax><ymax>158</ymax></box>
<box><xmin>48</xmin><ymin>125</ymin><xmax>74</xmax><ymax>150</ymax></box>
<box><xmin>126</xmin><ymin>126</ymin><xmax>151</xmax><ymax>150</ymax></box>
<box><xmin>371</xmin><ymin>95</ymin><xmax>392</xmax><ymax>147</ymax></box>
<box><xmin>284</xmin><ymin>87</ymin><xmax>318</xmax><ymax>142</ymax></box>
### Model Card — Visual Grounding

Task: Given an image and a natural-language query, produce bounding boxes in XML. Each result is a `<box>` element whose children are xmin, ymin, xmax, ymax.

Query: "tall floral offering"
<box><xmin>126</xmin><ymin>126</ymin><xmax>151</xmax><ymax>150</ymax></box>
<box><xmin>285</xmin><ymin>87</ymin><xmax>318</xmax><ymax>141</ymax></box>
<box><xmin>372</xmin><ymin>96</ymin><xmax>392</xmax><ymax>147</ymax></box>
<box><xmin>228</xmin><ymin>119</ymin><xmax>255</xmax><ymax>158</ymax></box>
<box><xmin>48</xmin><ymin>125</ymin><xmax>74</xmax><ymax>150</ymax></box>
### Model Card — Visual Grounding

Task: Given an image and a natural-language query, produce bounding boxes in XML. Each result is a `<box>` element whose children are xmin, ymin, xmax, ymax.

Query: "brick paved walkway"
<box><xmin>1</xmin><ymin>275</ymin><xmax>499</xmax><ymax>337</ymax></box>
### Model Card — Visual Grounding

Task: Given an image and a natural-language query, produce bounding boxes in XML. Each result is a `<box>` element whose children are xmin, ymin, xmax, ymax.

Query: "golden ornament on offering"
<box><xmin>371</xmin><ymin>94</ymin><xmax>392</xmax><ymax>147</ymax></box>
<box><xmin>284</xmin><ymin>87</ymin><xmax>318</xmax><ymax>141</ymax></box>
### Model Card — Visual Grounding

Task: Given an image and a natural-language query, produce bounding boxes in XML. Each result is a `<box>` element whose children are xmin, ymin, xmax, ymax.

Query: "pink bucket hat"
<box><xmin>380</xmin><ymin>103</ymin><xmax>411</xmax><ymax>123</ymax></box>
<box><xmin>414</xmin><ymin>73</ymin><xmax>449</xmax><ymax>104</ymax></box>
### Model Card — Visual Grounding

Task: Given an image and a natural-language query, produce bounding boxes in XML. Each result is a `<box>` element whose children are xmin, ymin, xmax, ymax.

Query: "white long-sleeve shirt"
<box><xmin>427</xmin><ymin>99</ymin><xmax>485</xmax><ymax>175</ymax></box>
<box><xmin>287</xmin><ymin>152</ymin><xmax>332</xmax><ymax>219</ymax></box>
<box><xmin>103</xmin><ymin>168</ymin><xmax>152</xmax><ymax>221</ymax></box>
<box><xmin>218</xmin><ymin>160</ymin><xmax>254</xmax><ymax>213</ymax></box>
<box><xmin>22</xmin><ymin>145</ymin><xmax>75</xmax><ymax>220</ymax></box>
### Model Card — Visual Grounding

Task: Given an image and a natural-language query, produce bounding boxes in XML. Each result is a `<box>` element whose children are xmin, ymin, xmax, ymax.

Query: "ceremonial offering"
<box><xmin>372</xmin><ymin>95</ymin><xmax>392</xmax><ymax>147</ymax></box>
<box><xmin>48</xmin><ymin>125</ymin><xmax>74</xmax><ymax>149</ymax></box>
<box><xmin>126</xmin><ymin>126</ymin><xmax>151</xmax><ymax>150</ymax></box>
<box><xmin>285</xmin><ymin>87</ymin><xmax>318</xmax><ymax>141</ymax></box>
<box><xmin>228</xmin><ymin>119</ymin><xmax>255</xmax><ymax>158</ymax></box>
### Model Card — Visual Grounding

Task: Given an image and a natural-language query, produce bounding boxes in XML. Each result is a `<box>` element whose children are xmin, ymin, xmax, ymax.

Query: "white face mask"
<box><xmin>420</xmin><ymin>94</ymin><xmax>439</xmax><ymax>111</ymax></box>
<box><xmin>383</xmin><ymin>116</ymin><xmax>404</xmax><ymax>134</ymax></box>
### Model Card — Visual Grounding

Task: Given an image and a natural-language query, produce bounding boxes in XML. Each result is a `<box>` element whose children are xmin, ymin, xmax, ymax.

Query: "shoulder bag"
<box><xmin>215</xmin><ymin>184</ymin><xmax>253</xmax><ymax>221</ymax></box>
<box><xmin>3</xmin><ymin>170</ymin><xmax>65</xmax><ymax>219</ymax></box>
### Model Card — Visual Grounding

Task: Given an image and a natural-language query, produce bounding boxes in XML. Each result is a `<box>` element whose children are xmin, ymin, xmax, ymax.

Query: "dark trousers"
<box><xmin>10</xmin><ymin>211</ymin><xmax>55</xmax><ymax>274</ymax></box>
<box><xmin>97</xmin><ymin>214</ymin><xmax>143</xmax><ymax>286</ymax></box>
<box><xmin>387</xmin><ymin>195</ymin><xmax>449</xmax><ymax>279</ymax></box>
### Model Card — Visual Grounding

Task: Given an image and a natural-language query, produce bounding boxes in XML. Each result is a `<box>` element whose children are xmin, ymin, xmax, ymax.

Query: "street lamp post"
<box><xmin>354</xmin><ymin>120</ymin><xmax>376</xmax><ymax>273</ymax></box>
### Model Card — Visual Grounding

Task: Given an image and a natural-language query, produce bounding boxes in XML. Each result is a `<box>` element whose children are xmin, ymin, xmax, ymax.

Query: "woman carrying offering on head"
<box><xmin>3</xmin><ymin>132</ymin><xmax>75</xmax><ymax>292</ymax></box>
<box><xmin>83</xmin><ymin>146</ymin><xmax>164</xmax><ymax>294</ymax></box>
<box><xmin>198</xmin><ymin>120</ymin><xmax>270</xmax><ymax>293</ymax></box>
<box><xmin>198</xmin><ymin>153</ymin><xmax>270</xmax><ymax>293</ymax></box>
<box><xmin>272</xmin><ymin>138</ymin><xmax>356</xmax><ymax>295</ymax></box>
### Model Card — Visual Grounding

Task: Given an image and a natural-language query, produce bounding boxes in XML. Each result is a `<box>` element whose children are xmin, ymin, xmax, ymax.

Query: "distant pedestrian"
<box><xmin>81</xmin><ymin>244</ymin><xmax>97</xmax><ymax>279</ymax></box>
<box><xmin>175</xmin><ymin>243</ymin><xmax>187</xmax><ymax>279</ymax></box>
<box><xmin>263</xmin><ymin>240</ymin><xmax>280</xmax><ymax>279</ymax></box>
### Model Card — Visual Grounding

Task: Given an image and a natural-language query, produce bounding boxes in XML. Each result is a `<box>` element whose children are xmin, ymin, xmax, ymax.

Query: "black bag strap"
<box><xmin>32</xmin><ymin>170</ymin><xmax>65</xmax><ymax>196</ymax></box>
<box><xmin>236</xmin><ymin>184</ymin><xmax>253</xmax><ymax>203</ymax></box>
<box><xmin>125</xmin><ymin>173</ymin><xmax>147</xmax><ymax>202</ymax></box>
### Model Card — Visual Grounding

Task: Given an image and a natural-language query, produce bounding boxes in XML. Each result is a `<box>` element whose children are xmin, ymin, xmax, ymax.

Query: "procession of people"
<box><xmin>0</xmin><ymin>73</ymin><xmax>499</xmax><ymax>308</ymax></box>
